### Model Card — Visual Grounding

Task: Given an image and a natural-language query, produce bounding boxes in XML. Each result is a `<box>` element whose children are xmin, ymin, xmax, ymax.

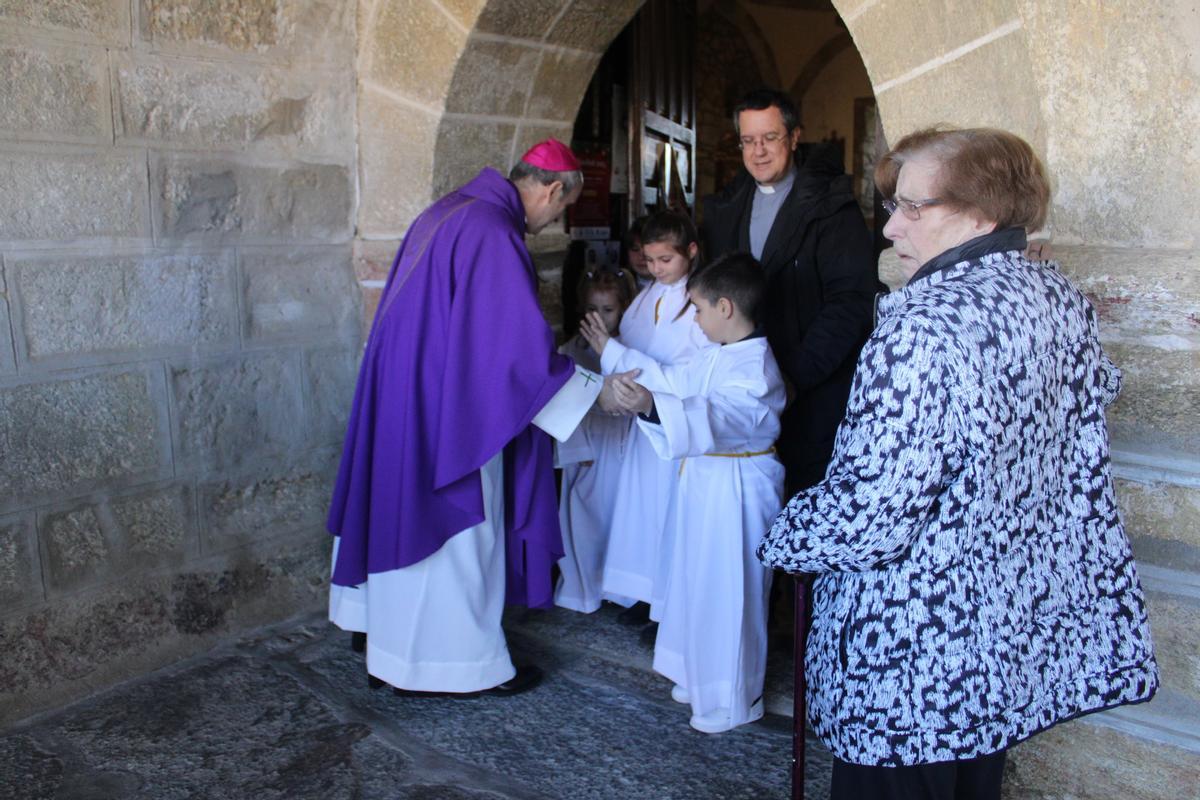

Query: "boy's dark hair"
<box><xmin>732</xmin><ymin>88</ymin><xmax>801</xmax><ymax>135</ymax></box>
<box><xmin>640</xmin><ymin>210</ymin><xmax>699</xmax><ymax>254</ymax></box>
<box><xmin>687</xmin><ymin>252</ymin><xmax>767</xmax><ymax>325</ymax></box>
<box><xmin>575</xmin><ymin>267</ymin><xmax>637</xmax><ymax>313</ymax></box>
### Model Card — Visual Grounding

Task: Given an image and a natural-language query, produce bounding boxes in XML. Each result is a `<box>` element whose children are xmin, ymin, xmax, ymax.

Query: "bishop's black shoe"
<box><xmin>483</xmin><ymin>664</ymin><xmax>544</xmax><ymax>697</ymax></box>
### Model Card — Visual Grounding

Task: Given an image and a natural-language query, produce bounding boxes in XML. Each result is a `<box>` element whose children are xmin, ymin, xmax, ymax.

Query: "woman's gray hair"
<box><xmin>509</xmin><ymin>160</ymin><xmax>583</xmax><ymax>194</ymax></box>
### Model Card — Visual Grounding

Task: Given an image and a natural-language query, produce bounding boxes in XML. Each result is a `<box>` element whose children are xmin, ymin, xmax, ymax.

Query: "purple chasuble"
<box><xmin>328</xmin><ymin>167</ymin><xmax>574</xmax><ymax>608</ymax></box>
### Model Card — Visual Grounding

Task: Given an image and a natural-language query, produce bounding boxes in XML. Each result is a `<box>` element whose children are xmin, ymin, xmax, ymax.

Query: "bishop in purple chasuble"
<box><xmin>327</xmin><ymin>167</ymin><xmax>575</xmax><ymax>609</ymax></box>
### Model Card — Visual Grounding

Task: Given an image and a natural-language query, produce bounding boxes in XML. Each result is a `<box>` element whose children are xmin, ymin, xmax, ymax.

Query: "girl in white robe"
<box><xmin>599</xmin><ymin>212</ymin><xmax>712</xmax><ymax>611</ymax></box>
<box><xmin>554</xmin><ymin>268</ymin><xmax>638</xmax><ymax>612</ymax></box>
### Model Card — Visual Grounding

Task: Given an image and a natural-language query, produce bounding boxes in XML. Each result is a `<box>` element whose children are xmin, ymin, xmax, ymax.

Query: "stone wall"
<box><xmin>0</xmin><ymin>1</ymin><xmax>360</xmax><ymax>723</ymax></box>
<box><xmin>842</xmin><ymin>1</ymin><xmax>1200</xmax><ymax>795</ymax></box>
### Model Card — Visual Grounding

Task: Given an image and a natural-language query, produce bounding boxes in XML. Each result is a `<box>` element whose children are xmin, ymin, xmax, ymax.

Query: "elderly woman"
<box><xmin>758</xmin><ymin>128</ymin><xmax>1158</xmax><ymax>799</ymax></box>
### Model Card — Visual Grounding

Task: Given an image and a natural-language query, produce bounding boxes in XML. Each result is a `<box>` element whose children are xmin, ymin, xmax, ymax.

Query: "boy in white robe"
<box><xmin>582</xmin><ymin>252</ymin><xmax>786</xmax><ymax>733</ymax></box>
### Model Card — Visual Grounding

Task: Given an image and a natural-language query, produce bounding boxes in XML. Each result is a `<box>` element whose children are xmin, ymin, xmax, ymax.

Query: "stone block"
<box><xmin>0</xmin><ymin>0</ymin><xmax>127</xmax><ymax>44</ymax></box>
<box><xmin>1105</xmin><ymin>343</ymin><xmax>1200</xmax><ymax>455</ymax></box>
<box><xmin>545</xmin><ymin>0</ymin><xmax>641</xmax><ymax>52</ymax></box>
<box><xmin>361</xmin><ymin>286</ymin><xmax>383</xmax><ymax>337</ymax></box>
<box><xmin>0</xmin><ymin>42</ymin><xmax>110</xmax><ymax>143</ymax></box>
<box><xmin>199</xmin><ymin>451</ymin><xmax>338</xmax><ymax>553</ymax></box>
<box><xmin>152</xmin><ymin>154</ymin><xmax>353</xmax><ymax>244</ymax></box>
<box><xmin>526</xmin><ymin>48</ymin><xmax>600</xmax><ymax>122</ymax></box>
<box><xmin>0</xmin><ymin>148</ymin><xmax>148</xmax><ymax>244</ymax></box>
<box><xmin>1054</xmin><ymin>246</ymin><xmax>1200</xmax><ymax>339</ymax></box>
<box><xmin>137</xmin><ymin>0</ymin><xmax>354</xmax><ymax>65</ymax></box>
<box><xmin>168</xmin><ymin>353</ymin><xmax>307</xmax><ymax>471</ymax></box>
<box><xmin>474</xmin><ymin>0</ymin><xmax>563</xmax><ymax>40</ymax></box>
<box><xmin>847</xmin><ymin>1</ymin><xmax>1015</xmax><ymax>89</ymax></box>
<box><xmin>0</xmin><ymin>369</ymin><xmax>171</xmax><ymax>513</ymax></box>
<box><xmin>1144</xmin><ymin>589</ymin><xmax>1200</xmax><ymax>703</ymax></box>
<box><xmin>1021</xmin><ymin>1</ymin><xmax>1200</xmax><ymax>248</ymax></box>
<box><xmin>8</xmin><ymin>250</ymin><xmax>239</xmax><ymax>368</ymax></box>
<box><xmin>353</xmin><ymin>238</ymin><xmax>400</xmax><ymax>283</ymax></box>
<box><xmin>445</xmin><ymin>38</ymin><xmax>541</xmax><ymax>117</ymax></box>
<box><xmin>110</xmin><ymin>484</ymin><xmax>195</xmax><ymax>567</ymax></box>
<box><xmin>875</xmin><ymin>33</ymin><xmax>1044</xmax><ymax>162</ymax></box>
<box><xmin>357</xmin><ymin>87</ymin><xmax>438</xmax><ymax>237</ymax></box>
<box><xmin>1004</xmin><ymin>716</ymin><xmax>1200</xmax><ymax>800</ymax></box>
<box><xmin>0</xmin><ymin>513</ymin><xmax>41</xmax><ymax>609</ymax></box>
<box><xmin>40</xmin><ymin>504</ymin><xmax>110</xmax><ymax>594</ymax></box>
<box><xmin>437</xmin><ymin>0</ymin><xmax>487</xmax><ymax>28</ymax></box>
<box><xmin>365</xmin><ymin>0</ymin><xmax>465</xmax><ymax>108</ymax></box>
<box><xmin>303</xmin><ymin>345</ymin><xmax>360</xmax><ymax>446</ymax></box>
<box><xmin>0</xmin><ymin>542</ymin><xmax>328</xmax><ymax>725</ymax></box>
<box><xmin>113</xmin><ymin>53</ymin><xmax>354</xmax><ymax>156</ymax></box>
<box><xmin>0</xmin><ymin>291</ymin><xmax>14</xmax><ymax>376</ymax></box>
<box><xmin>433</xmin><ymin>119</ymin><xmax>516</xmax><ymax>198</ymax></box>
<box><xmin>1117</xmin><ymin>478</ymin><xmax>1200</xmax><ymax>572</ymax></box>
<box><xmin>240</xmin><ymin>246</ymin><xmax>360</xmax><ymax>342</ymax></box>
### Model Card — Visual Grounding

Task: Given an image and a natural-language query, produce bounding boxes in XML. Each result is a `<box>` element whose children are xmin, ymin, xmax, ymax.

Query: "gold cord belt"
<box><xmin>678</xmin><ymin>446</ymin><xmax>776</xmax><ymax>476</ymax></box>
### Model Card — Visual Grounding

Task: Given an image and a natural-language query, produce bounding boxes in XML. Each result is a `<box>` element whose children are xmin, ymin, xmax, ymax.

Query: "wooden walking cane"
<box><xmin>791</xmin><ymin>573</ymin><xmax>813</xmax><ymax>800</ymax></box>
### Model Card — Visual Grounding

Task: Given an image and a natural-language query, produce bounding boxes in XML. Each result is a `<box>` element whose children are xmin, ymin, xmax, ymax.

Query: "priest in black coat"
<box><xmin>702</xmin><ymin>89</ymin><xmax>883</xmax><ymax>493</ymax></box>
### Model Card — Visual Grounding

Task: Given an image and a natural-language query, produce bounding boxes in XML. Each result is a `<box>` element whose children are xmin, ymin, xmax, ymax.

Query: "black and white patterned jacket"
<box><xmin>757</xmin><ymin>242</ymin><xmax>1158</xmax><ymax>767</ymax></box>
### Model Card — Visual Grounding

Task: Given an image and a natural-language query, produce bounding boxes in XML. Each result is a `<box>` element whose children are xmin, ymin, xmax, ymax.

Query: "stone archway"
<box><xmin>353</xmin><ymin>2</ymin><xmax>1200</xmax><ymax>794</ymax></box>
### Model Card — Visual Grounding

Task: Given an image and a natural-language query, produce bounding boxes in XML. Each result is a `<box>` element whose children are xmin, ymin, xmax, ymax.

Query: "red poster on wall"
<box><xmin>569</xmin><ymin>146</ymin><xmax>611</xmax><ymax>240</ymax></box>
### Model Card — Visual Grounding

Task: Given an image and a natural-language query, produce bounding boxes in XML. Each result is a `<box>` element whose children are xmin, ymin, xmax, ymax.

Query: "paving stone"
<box><xmin>199</xmin><ymin>455</ymin><xmax>337</xmax><ymax>553</ymax></box>
<box><xmin>240</xmin><ymin>246</ymin><xmax>359</xmax><ymax>342</ymax></box>
<box><xmin>114</xmin><ymin>53</ymin><xmax>353</xmax><ymax>154</ymax></box>
<box><xmin>0</xmin><ymin>513</ymin><xmax>41</xmax><ymax>609</ymax></box>
<box><xmin>0</xmin><ymin>149</ymin><xmax>147</xmax><ymax>243</ymax></box>
<box><xmin>153</xmin><ymin>154</ymin><xmax>353</xmax><ymax>244</ymax></box>
<box><xmin>168</xmin><ymin>353</ymin><xmax>307</xmax><ymax>471</ymax></box>
<box><xmin>0</xmin><ymin>369</ymin><xmax>171</xmax><ymax>512</ymax></box>
<box><xmin>0</xmin><ymin>42</ymin><xmax>109</xmax><ymax>142</ymax></box>
<box><xmin>9</xmin><ymin>250</ymin><xmax>239</xmax><ymax>368</ymax></box>
<box><xmin>0</xmin><ymin>0</ymin><xmax>127</xmax><ymax>44</ymax></box>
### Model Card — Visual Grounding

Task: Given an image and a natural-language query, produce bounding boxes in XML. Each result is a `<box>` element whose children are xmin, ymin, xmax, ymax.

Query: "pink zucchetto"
<box><xmin>519</xmin><ymin>138</ymin><xmax>581</xmax><ymax>172</ymax></box>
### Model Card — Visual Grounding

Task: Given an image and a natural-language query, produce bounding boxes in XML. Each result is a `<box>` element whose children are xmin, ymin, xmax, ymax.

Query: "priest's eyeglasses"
<box><xmin>738</xmin><ymin>131</ymin><xmax>787</xmax><ymax>150</ymax></box>
<box><xmin>883</xmin><ymin>196</ymin><xmax>944</xmax><ymax>221</ymax></box>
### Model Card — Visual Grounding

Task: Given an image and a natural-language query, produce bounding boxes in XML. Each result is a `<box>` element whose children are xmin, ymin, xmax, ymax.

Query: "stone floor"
<box><xmin>0</xmin><ymin>603</ymin><xmax>832</xmax><ymax>800</ymax></box>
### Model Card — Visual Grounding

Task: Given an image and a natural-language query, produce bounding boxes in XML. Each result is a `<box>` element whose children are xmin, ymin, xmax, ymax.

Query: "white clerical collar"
<box><xmin>756</xmin><ymin>166</ymin><xmax>797</xmax><ymax>196</ymax></box>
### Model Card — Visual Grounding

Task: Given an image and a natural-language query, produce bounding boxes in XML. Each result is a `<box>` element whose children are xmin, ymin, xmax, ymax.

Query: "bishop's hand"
<box><xmin>580</xmin><ymin>311</ymin><xmax>612</xmax><ymax>355</ymax></box>
<box><xmin>597</xmin><ymin>369</ymin><xmax>640</xmax><ymax>414</ymax></box>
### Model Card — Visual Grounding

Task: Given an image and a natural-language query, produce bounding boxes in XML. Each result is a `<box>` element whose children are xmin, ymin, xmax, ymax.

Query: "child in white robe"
<box><xmin>555</xmin><ymin>268</ymin><xmax>638</xmax><ymax>612</ymax></box>
<box><xmin>599</xmin><ymin>211</ymin><xmax>712</xmax><ymax>613</ymax></box>
<box><xmin>583</xmin><ymin>252</ymin><xmax>786</xmax><ymax>734</ymax></box>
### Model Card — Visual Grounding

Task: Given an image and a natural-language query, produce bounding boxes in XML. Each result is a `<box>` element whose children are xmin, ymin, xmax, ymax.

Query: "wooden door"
<box><xmin>628</xmin><ymin>0</ymin><xmax>697</xmax><ymax>217</ymax></box>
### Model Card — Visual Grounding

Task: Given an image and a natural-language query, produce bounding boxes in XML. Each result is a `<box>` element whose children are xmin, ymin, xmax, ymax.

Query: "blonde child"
<box><xmin>555</xmin><ymin>268</ymin><xmax>638</xmax><ymax>612</ymax></box>
<box><xmin>600</xmin><ymin>211</ymin><xmax>712</xmax><ymax>618</ymax></box>
<box><xmin>582</xmin><ymin>252</ymin><xmax>785</xmax><ymax>734</ymax></box>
